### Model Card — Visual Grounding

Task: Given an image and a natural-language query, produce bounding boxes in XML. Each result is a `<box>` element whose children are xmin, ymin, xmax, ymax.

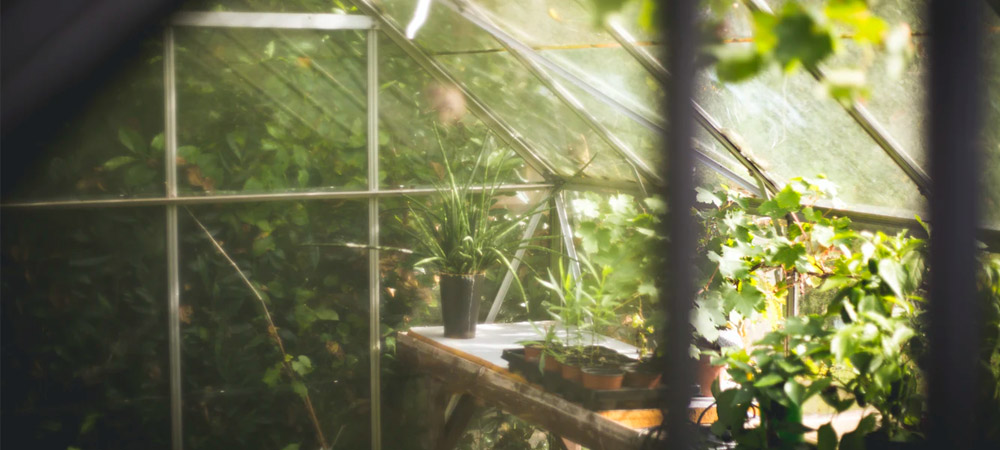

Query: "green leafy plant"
<box><xmin>399</xmin><ymin>127</ymin><xmax>550</xmax><ymax>300</ymax></box>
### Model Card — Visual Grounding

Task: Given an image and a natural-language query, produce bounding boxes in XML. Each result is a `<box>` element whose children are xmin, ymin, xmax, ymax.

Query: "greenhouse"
<box><xmin>2</xmin><ymin>0</ymin><xmax>998</xmax><ymax>449</ymax></box>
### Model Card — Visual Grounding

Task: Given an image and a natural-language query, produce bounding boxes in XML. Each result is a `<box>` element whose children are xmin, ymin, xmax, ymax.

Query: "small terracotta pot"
<box><xmin>560</xmin><ymin>359</ymin><xmax>583</xmax><ymax>383</ymax></box>
<box><xmin>523</xmin><ymin>345</ymin><xmax>542</xmax><ymax>363</ymax></box>
<box><xmin>543</xmin><ymin>353</ymin><xmax>561</xmax><ymax>373</ymax></box>
<box><xmin>695</xmin><ymin>354</ymin><xmax>724</xmax><ymax>396</ymax></box>
<box><xmin>581</xmin><ymin>367</ymin><xmax>624</xmax><ymax>390</ymax></box>
<box><xmin>623</xmin><ymin>363</ymin><xmax>661</xmax><ymax>388</ymax></box>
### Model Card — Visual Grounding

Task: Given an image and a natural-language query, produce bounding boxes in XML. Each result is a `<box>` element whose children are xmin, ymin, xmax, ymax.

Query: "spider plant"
<box><xmin>400</xmin><ymin>127</ymin><xmax>552</xmax><ymax>301</ymax></box>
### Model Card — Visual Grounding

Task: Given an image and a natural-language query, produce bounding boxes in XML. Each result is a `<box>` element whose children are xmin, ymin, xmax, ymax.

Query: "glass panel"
<box><xmin>180</xmin><ymin>201</ymin><xmax>370</xmax><ymax>449</ymax></box>
<box><xmin>4</xmin><ymin>41</ymin><xmax>164</xmax><ymax>202</ymax></box>
<box><xmin>380</xmin><ymin>0</ymin><xmax>501</xmax><ymax>54</ymax></box>
<box><xmin>1</xmin><ymin>208</ymin><xmax>169</xmax><ymax>448</ymax></box>
<box><xmin>694</xmin><ymin>57</ymin><xmax>925</xmax><ymax>211</ymax></box>
<box><xmin>435</xmin><ymin>49</ymin><xmax>637</xmax><ymax>181</ymax></box>
<box><xmin>175</xmin><ymin>28</ymin><xmax>368</xmax><ymax>194</ymax></box>
<box><xmin>378</xmin><ymin>35</ymin><xmax>536</xmax><ymax>189</ymax></box>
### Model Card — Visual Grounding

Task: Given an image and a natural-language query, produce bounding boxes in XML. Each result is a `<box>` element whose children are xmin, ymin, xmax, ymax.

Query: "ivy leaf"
<box><xmin>772</xmin><ymin>242</ymin><xmax>807</xmax><ymax>270</ymax></box>
<box><xmin>775</xmin><ymin>185</ymin><xmax>802</xmax><ymax>210</ymax></box>
<box><xmin>262</xmin><ymin>364</ymin><xmax>282</xmax><ymax>387</ymax></box>
<box><xmin>291</xmin><ymin>380</ymin><xmax>308</xmax><ymax>399</ymax></box>
<box><xmin>291</xmin><ymin>355</ymin><xmax>313</xmax><ymax>376</ymax></box>
<box><xmin>725</xmin><ymin>283</ymin><xmax>765</xmax><ymax>317</ymax></box>
<box><xmin>772</xmin><ymin>7</ymin><xmax>835</xmax><ymax>70</ymax></box>
<box><xmin>713</xmin><ymin>45</ymin><xmax>766</xmax><ymax>83</ymax></box>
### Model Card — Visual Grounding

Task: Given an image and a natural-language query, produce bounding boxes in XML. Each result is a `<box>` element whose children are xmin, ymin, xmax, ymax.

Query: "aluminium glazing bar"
<box><xmin>554</xmin><ymin>193</ymin><xmax>582</xmax><ymax>281</ymax></box>
<box><xmin>445</xmin><ymin>0</ymin><xmax>659</xmax><ymax>185</ymax></box>
<box><xmin>367</xmin><ymin>28</ymin><xmax>382</xmax><ymax>450</ymax></box>
<box><xmin>170</xmin><ymin>11</ymin><xmax>374</xmax><ymax>30</ymax></box>
<box><xmin>349</xmin><ymin>0</ymin><xmax>558</xmax><ymax>178</ymax></box>
<box><xmin>607</xmin><ymin>21</ymin><xmax>780</xmax><ymax>197</ymax></box>
<box><xmin>0</xmin><ymin>184</ymin><xmax>556</xmax><ymax>208</ymax></box>
<box><xmin>485</xmin><ymin>209</ymin><xmax>545</xmax><ymax>323</ymax></box>
<box><xmin>741</xmin><ymin>0</ymin><xmax>932</xmax><ymax>196</ymax></box>
<box><xmin>163</xmin><ymin>26</ymin><xmax>183</xmax><ymax>450</ymax></box>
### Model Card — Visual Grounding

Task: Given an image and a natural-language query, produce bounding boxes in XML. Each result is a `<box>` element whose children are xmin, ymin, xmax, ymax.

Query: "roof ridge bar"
<box><xmin>442</xmin><ymin>0</ymin><xmax>659</xmax><ymax>185</ymax></box>
<box><xmin>607</xmin><ymin>21</ymin><xmax>780</xmax><ymax>198</ymax></box>
<box><xmin>743</xmin><ymin>0</ymin><xmax>933</xmax><ymax>196</ymax></box>
<box><xmin>348</xmin><ymin>0</ymin><xmax>559</xmax><ymax>179</ymax></box>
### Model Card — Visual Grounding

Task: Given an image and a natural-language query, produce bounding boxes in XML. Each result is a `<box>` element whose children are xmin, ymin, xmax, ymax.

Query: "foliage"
<box><xmin>537</xmin><ymin>258</ymin><xmax>618</xmax><ymax>351</ymax></box>
<box><xmin>692</xmin><ymin>178</ymin><xmax>849</xmax><ymax>352</ymax></box>
<box><xmin>571</xmin><ymin>193</ymin><xmax>664</xmax><ymax>353</ymax></box>
<box><xmin>399</xmin><ymin>128</ymin><xmax>546</xmax><ymax>280</ymax></box>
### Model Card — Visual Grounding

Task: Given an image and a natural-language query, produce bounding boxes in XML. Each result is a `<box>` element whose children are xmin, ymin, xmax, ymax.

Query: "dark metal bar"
<box><xmin>660</xmin><ymin>0</ymin><xmax>698</xmax><ymax>448</ymax></box>
<box><xmin>926</xmin><ymin>0</ymin><xmax>984</xmax><ymax>447</ymax></box>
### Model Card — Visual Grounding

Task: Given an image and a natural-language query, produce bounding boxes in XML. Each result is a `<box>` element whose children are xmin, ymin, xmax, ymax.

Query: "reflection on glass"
<box><xmin>1</xmin><ymin>209</ymin><xmax>169</xmax><ymax>449</ymax></box>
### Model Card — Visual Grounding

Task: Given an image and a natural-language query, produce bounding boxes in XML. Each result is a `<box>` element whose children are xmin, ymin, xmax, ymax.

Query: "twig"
<box><xmin>185</xmin><ymin>208</ymin><xmax>330</xmax><ymax>450</ymax></box>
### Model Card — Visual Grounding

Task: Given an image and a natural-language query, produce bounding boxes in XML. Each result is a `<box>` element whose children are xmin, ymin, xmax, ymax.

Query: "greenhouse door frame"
<box><xmin>163</xmin><ymin>12</ymin><xmax>381</xmax><ymax>450</ymax></box>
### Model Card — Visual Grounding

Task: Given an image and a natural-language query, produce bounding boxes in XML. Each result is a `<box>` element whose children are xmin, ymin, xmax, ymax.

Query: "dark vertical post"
<box><xmin>660</xmin><ymin>0</ymin><xmax>698</xmax><ymax>448</ymax></box>
<box><xmin>927</xmin><ymin>0</ymin><xmax>983</xmax><ymax>448</ymax></box>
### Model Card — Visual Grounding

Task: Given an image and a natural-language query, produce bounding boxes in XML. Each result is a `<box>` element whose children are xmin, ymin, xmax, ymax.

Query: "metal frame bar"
<box><xmin>170</xmin><ymin>11</ymin><xmax>374</xmax><ymax>30</ymax></box>
<box><xmin>485</xmin><ymin>209</ymin><xmax>546</xmax><ymax>323</ymax></box>
<box><xmin>741</xmin><ymin>0</ymin><xmax>932</xmax><ymax>196</ymax></box>
<box><xmin>0</xmin><ymin>184</ymin><xmax>555</xmax><ymax>209</ymax></box>
<box><xmin>349</xmin><ymin>0</ymin><xmax>558</xmax><ymax>178</ymax></box>
<box><xmin>554</xmin><ymin>193</ymin><xmax>582</xmax><ymax>281</ymax></box>
<box><xmin>607</xmin><ymin>21</ymin><xmax>780</xmax><ymax>197</ymax></box>
<box><xmin>163</xmin><ymin>26</ymin><xmax>183</xmax><ymax>450</ymax></box>
<box><xmin>366</xmin><ymin>28</ymin><xmax>382</xmax><ymax>450</ymax></box>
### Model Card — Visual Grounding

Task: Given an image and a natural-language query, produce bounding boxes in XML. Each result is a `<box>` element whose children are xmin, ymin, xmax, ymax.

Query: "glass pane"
<box><xmin>175</xmin><ymin>28</ymin><xmax>368</xmax><ymax>194</ymax></box>
<box><xmin>180</xmin><ymin>201</ymin><xmax>370</xmax><ymax>449</ymax></box>
<box><xmin>379</xmin><ymin>35</ymin><xmax>537</xmax><ymax>189</ymax></box>
<box><xmin>380</xmin><ymin>0</ymin><xmax>500</xmax><ymax>53</ymax></box>
<box><xmin>4</xmin><ymin>41</ymin><xmax>164</xmax><ymax>202</ymax></box>
<box><xmin>181</xmin><ymin>0</ymin><xmax>339</xmax><ymax>13</ymax></box>
<box><xmin>694</xmin><ymin>58</ymin><xmax>925</xmax><ymax>211</ymax></box>
<box><xmin>436</xmin><ymin>50</ymin><xmax>636</xmax><ymax>181</ymax></box>
<box><xmin>1</xmin><ymin>208</ymin><xmax>169</xmax><ymax>448</ymax></box>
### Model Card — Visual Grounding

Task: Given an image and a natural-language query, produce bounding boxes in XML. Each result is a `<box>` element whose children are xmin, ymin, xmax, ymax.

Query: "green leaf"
<box><xmin>314</xmin><ymin>308</ymin><xmax>339</xmax><ymax>321</ymax></box>
<box><xmin>262</xmin><ymin>364</ymin><xmax>282</xmax><ymax>387</ymax></box>
<box><xmin>877</xmin><ymin>258</ymin><xmax>905</xmax><ymax>299</ymax></box>
<box><xmin>753</xmin><ymin>373</ymin><xmax>784</xmax><ymax>388</ymax></box>
<box><xmin>772</xmin><ymin>7</ymin><xmax>835</xmax><ymax>70</ymax></box>
<box><xmin>280</xmin><ymin>444</ymin><xmax>301</xmax><ymax>450</ymax></box>
<box><xmin>714</xmin><ymin>46</ymin><xmax>766</xmax><ymax>83</ymax></box>
<box><xmin>772</xmin><ymin>243</ymin><xmax>807</xmax><ymax>269</ymax></box>
<box><xmin>775</xmin><ymin>185</ymin><xmax>802</xmax><ymax>210</ymax></box>
<box><xmin>817</xmin><ymin>423</ymin><xmax>837</xmax><ymax>450</ymax></box>
<box><xmin>291</xmin><ymin>355</ymin><xmax>313</xmax><ymax>376</ymax></box>
<box><xmin>784</xmin><ymin>379</ymin><xmax>805</xmax><ymax>405</ymax></box>
<box><xmin>118</xmin><ymin>127</ymin><xmax>145</xmax><ymax>154</ymax></box>
<box><xmin>291</xmin><ymin>380</ymin><xmax>308</xmax><ymax>399</ymax></box>
<box><xmin>725</xmin><ymin>283</ymin><xmax>765</xmax><ymax>317</ymax></box>
<box><xmin>103</xmin><ymin>155</ymin><xmax>136</xmax><ymax>171</ymax></box>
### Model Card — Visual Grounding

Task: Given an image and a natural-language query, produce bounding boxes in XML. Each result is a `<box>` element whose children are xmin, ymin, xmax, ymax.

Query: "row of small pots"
<box><xmin>524</xmin><ymin>344</ymin><xmax>661</xmax><ymax>391</ymax></box>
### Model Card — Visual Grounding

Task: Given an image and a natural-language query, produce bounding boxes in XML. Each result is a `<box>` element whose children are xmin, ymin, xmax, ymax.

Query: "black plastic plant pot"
<box><xmin>439</xmin><ymin>273</ymin><xmax>484</xmax><ymax>339</ymax></box>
